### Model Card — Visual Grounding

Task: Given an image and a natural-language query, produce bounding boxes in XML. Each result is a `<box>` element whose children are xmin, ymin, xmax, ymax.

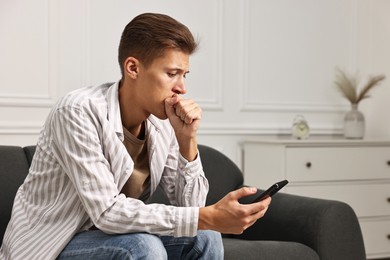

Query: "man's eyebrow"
<box><xmin>167</xmin><ymin>67</ymin><xmax>190</xmax><ymax>74</ymax></box>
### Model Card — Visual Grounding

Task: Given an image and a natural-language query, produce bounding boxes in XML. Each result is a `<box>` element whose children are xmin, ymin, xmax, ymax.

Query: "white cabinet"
<box><xmin>242</xmin><ymin>140</ymin><xmax>390</xmax><ymax>259</ymax></box>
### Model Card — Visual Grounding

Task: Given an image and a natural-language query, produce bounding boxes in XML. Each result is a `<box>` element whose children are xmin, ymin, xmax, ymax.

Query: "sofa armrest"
<box><xmin>234</xmin><ymin>191</ymin><xmax>366</xmax><ymax>260</ymax></box>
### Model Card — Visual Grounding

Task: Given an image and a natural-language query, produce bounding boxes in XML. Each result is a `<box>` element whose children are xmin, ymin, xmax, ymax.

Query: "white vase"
<box><xmin>344</xmin><ymin>104</ymin><xmax>365</xmax><ymax>139</ymax></box>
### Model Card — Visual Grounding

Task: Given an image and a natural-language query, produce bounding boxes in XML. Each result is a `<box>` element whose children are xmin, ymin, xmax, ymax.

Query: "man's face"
<box><xmin>136</xmin><ymin>49</ymin><xmax>190</xmax><ymax>119</ymax></box>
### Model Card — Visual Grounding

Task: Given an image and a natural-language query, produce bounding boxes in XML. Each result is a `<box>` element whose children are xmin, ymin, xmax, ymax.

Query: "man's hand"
<box><xmin>198</xmin><ymin>187</ymin><xmax>271</xmax><ymax>234</ymax></box>
<box><xmin>164</xmin><ymin>94</ymin><xmax>202</xmax><ymax>161</ymax></box>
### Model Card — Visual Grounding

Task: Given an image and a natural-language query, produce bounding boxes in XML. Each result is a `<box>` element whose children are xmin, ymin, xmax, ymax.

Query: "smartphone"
<box><xmin>252</xmin><ymin>180</ymin><xmax>289</xmax><ymax>202</ymax></box>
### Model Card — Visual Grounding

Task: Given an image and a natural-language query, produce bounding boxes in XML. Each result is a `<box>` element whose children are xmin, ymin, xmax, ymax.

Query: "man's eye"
<box><xmin>167</xmin><ymin>72</ymin><xmax>176</xmax><ymax>77</ymax></box>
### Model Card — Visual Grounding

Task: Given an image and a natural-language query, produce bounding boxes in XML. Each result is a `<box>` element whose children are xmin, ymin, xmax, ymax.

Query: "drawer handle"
<box><xmin>388</xmin><ymin>234</ymin><xmax>390</xmax><ymax>240</ymax></box>
<box><xmin>387</xmin><ymin>198</ymin><xmax>390</xmax><ymax>203</ymax></box>
<box><xmin>387</xmin><ymin>161</ymin><xmax>390</xmax><ymax>166</ymax></box>
<box><xmin>306</xmin><ymin>162</ymin><xmax>312</xmax><ymax>168</ymax></box>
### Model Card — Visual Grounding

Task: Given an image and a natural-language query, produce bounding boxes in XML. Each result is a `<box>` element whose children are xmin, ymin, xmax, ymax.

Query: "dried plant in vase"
<box><xmin>334</xmin><ymin>68</ymin><xmax>386</xmax><ymax>105</ymax></box>
<box><xmin>334</xmin><ymin>68</ymin><xmax>386</xmax><ymax>139</ymax></box>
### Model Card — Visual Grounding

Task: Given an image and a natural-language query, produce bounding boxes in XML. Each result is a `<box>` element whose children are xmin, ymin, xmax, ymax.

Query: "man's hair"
<box><xmin>118</xmin><ymin>13</ymin><xmax>198</xmax><ymax>77</ymax></box>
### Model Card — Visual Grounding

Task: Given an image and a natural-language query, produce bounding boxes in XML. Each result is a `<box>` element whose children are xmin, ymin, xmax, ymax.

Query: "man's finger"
<box><xmin>164</xmin><ymin>95</ymin><xmax>180</xmax><ymax>118</ymax></box>
<box><xmin>229</xmin><ymin>187</ymin><xmax>258</xmax><ymax>201</ymax></box>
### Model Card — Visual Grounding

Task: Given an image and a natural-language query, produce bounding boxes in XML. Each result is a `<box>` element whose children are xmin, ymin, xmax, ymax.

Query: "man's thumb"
<box><xmin>231</xmin><ymin>187</ymin><xmax>257</xmax><ymax>200</ymax></box>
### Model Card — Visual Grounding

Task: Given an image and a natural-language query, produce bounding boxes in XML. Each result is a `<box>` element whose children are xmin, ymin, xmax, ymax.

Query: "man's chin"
<box><xmin>152</xmin><ymin>112</ymin><xmax>169</xmax><ymax>120</ymax></box>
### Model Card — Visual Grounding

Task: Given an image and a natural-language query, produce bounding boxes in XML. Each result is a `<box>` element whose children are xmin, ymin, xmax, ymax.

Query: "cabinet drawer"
<box><xmin>360</xmin><ymin>219</ymin><xmax>390</xmax><ymax>258</ymax></box>
<box><xmin>285</xmin><ymin>147</ymin><xmax>390</xmax><ymax>181</ymax></box>
<box><xmin>286</xmin><ymin>183</ymin><xmax>390</xmax><ymax>217</ymax></box>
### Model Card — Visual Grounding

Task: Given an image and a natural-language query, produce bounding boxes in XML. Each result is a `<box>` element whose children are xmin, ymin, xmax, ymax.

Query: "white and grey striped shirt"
<box><xmin>0</xmin><ymin>81</ymin><xmax>209</xmax><ymax>260</ymax></box>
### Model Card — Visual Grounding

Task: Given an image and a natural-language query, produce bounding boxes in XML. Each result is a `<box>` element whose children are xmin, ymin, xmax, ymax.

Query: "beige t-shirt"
<box><xmin>121</xmin><ymin>125</ymin><xmax>150</xmax><ymax>199</ymax></box>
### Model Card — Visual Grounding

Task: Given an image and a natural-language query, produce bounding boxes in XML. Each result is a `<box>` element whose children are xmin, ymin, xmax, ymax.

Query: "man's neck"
<box><xmin>118</xmin><ymin>79</ymin><xmax>149</xmax><ymax>138</ymax></box>
<box><xmin>126</xmin><ymin>121</ymin><xmax>146</xmax><ymax>140</ymax></box>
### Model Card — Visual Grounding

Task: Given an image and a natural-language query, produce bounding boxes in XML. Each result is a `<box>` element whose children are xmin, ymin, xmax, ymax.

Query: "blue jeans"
<box><xmin>57</xmin><ymin>230</ymin><xmax>223</xmax><ymax>260</ymax></box>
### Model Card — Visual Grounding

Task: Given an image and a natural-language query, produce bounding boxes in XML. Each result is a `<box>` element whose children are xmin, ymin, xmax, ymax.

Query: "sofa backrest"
<box><xmin>198</xmin><ymin>145</ymin><xmax>244</xmax><ymax>205</ymax></box>
<box><xmin>0</xmin><ymin>146</ymin><xmax>31</xmax><ymax>244</ymax></box>
<box><xmin>23</xmin><ymin>146</ymin><xmax>36</xmax><ymax>167</ymax></box>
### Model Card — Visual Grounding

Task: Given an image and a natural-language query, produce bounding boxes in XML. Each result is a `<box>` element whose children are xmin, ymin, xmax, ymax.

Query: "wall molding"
<box><xmin>0</xmin><ymin>121</ymin><xmax>42</xmax><ymax>134</ymax></box>
<box><xmin>198</xmin><ymin>123</ymin><xmax>343</xmax><ymax>135</ymax></box>
<box><xmin>239</xmin><ymin>0</ymin><xmax>359</xmax><ymax>114</ymax></box>
<box><xmin>0</xmin><ymin>121</ymin><xmax>343</xmax><ymax>136</ymax></box>
<box><xmin>1</xmin><ymin>0</ymin><xmax>59</xmax><ymax>107</ymax></box>
<box><xmin>187</xmin><ymin>0</ymin><xmax>224</xmax><ymax>111</ymax></box>
<box><xmin>0</xmin><ymin>0</ymin><xmax>58</xmax><ymax>108</ymax></box>
<box><xmin>241</xmin><ymin>102</ymin><xmax>349</xmax><ymax>113</ymax></box>
<box><xmin>0</xmin><ymin>96</ymin><xmax>55</xmax><ymax>107</ymax></box>
<box><xmin>203</xmin><ymin>0</ymin><xmax>224</xmax><ymax>111</ymax></box>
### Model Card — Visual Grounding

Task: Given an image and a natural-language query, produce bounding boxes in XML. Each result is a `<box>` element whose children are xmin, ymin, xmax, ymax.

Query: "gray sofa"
<box><xmin>0</xmin><ymin>144</ymin><xmax>366</xmax><ymax>259</ymax></box>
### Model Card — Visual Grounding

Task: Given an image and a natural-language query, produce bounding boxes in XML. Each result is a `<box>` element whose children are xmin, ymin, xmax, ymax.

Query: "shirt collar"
<box><xmin>107</xmin><ymin>81</ymin><xmax>124</xmax><ymax>141</ymax></box>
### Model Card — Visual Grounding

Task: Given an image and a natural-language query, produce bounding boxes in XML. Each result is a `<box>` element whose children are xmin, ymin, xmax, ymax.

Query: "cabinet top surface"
<box><xmin>242</xmin><ymin>139</ymin><xmax>390</xmax><ymax>147</ymax></box>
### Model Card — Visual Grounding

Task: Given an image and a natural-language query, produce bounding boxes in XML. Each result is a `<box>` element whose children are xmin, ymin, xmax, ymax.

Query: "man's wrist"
<box><xmin>178</xmin><ymin>137</ymin><xmax>198</xmax><ymax>161</ymax></box>
<box><xmin>198</xmin><ymin>206</ymin><xmax>214</xmax><ymax>230</ymax></box>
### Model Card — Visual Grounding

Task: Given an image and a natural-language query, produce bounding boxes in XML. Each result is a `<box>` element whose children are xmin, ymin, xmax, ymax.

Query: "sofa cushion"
<box><xmin>223</xmin><ymin>238</ymin><xmax>319</xmax><ymax>260</ymax></box>
<box><xmin>0</xmin><ymin>146</ymin><xmax>30</xmax><ymax>244</ymax></box>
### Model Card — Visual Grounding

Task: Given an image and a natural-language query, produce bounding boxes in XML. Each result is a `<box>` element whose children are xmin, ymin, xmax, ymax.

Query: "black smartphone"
<box><xmin>253</xmin><ymin>180</ymin><xmax>289</xmax><ymax>202</ymax></box>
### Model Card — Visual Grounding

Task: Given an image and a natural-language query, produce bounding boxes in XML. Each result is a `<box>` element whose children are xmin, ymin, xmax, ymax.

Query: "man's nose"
<box><xmin>173</xmin><ymin>78</ymin><xmax>187</xmax><ymax>94</ymax></box>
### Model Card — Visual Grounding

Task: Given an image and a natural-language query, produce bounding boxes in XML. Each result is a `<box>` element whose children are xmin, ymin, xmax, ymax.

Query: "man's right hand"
<box><xmin>198</xmin><ymin>187</ymin><xmax>271</xmax><ymax>234</ymax></box>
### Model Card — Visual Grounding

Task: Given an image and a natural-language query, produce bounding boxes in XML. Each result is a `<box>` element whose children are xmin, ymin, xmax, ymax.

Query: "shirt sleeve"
<box><xmin>158</xmin><ymin>135</ymin><xmax>209</xmax><ymax>207</ymax></box>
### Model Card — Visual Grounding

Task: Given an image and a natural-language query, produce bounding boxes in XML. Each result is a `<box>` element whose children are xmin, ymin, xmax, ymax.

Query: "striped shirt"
<box><xmin>0</xmin><ymin>81</ymin><xmax>209</xmax><ymax>260</ymax></box>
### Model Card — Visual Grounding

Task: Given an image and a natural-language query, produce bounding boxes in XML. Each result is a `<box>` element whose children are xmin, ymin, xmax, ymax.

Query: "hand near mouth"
<box><xmin>164</xmin><ymin>94</ymin><xmax>202</xmax><ymax>161</ymax></box>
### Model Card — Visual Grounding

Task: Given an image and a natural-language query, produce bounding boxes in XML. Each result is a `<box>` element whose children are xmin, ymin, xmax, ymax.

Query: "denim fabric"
<box><xmin>57</xmin><ymin>230</ymin><xmax>223</xmax><ymax>260</ymax></box>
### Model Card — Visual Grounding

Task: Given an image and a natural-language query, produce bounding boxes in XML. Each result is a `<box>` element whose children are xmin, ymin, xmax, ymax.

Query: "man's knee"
<box><xmin>198</xmin><ymin>230</ymin><xmax>223</xmax><ymax>246</ymax></box>
<box><xmin>196</xmin><ymin>230</ymin><xmax>224</xmax><ymax>259</ymax></box>
<box><xmin>118</xmin><ymin>233</ymin><xmax>168</xmax><ymax>260</ymax></box>
<box><xmin>59</xmin><ymin>231</ymin><xmax>168</xmax><ymax>260</ymax></box>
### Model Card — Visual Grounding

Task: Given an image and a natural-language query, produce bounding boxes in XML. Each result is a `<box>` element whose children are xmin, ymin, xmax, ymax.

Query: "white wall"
<box><xmin>1</xmin><ymin>0</ymin><xmax>390</xmax><ymax>168</ymax></box>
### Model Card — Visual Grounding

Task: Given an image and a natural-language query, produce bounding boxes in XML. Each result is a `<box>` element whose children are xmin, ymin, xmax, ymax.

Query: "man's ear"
<box><xmin>124</xmin><ymin>57</ymin><xmax>139</xmax><ymax>79</ymax></box>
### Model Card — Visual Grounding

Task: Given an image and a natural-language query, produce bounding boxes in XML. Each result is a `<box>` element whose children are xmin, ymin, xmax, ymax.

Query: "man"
<box><xmin>0</xmin><ymin>13</ymin><xmax>271</xmax><ymax>259</ymax></box>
